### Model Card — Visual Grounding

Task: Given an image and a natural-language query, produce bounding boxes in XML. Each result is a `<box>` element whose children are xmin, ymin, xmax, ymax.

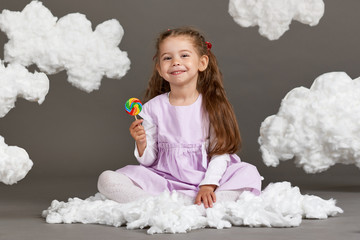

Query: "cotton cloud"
<box><xmin>0</xmin><ymin>62</ymin><xmax>46</xmax><ymax>184</ymax></box>
<box><xmin>0</xmin><ymin>135</ymin><xmax>33</xmax><ymax>185</ymax></box>
<box><xmin>0</xmin><ymin>62</ymin><xmax>49</xmax><ymax>118</ymax></box>
<box><xmin>228</xmin><ymin>0</ymin><xmax>325</xmax><ymax>40</ymax></box>
<box><xmin>0</xmin><ymin>0</ymin><xmax>130</xmax><ymax>93</ymax></box>
<box><xmin>42</xmin><ymin>182</ymin><xmax>342</xmax><ymax>234</ymax></box>
<box><xmin>259</xmin><ymin>72</ymin><xmax>360</xmax><ymax>173</ymax></box>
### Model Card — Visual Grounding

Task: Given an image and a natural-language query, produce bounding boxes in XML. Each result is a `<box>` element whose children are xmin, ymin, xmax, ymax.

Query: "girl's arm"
<box><xmin>199</xmin><ymin>124</ymin><xmax>230</xmax><ymax>186</ymax></box>
<box><xmin>195</xmin><ymin>154</ymin><xmax>229</xmax><ymax>208</ymax></box>
<box><xmin>198</xmin><ymin>154</ymin><xmax>230</xmax><ymax>187</ymax></box>
<box><xmin>132</xmin><ymin>118</ymin><xmax>158</xmax><ymax>166</ymax></box>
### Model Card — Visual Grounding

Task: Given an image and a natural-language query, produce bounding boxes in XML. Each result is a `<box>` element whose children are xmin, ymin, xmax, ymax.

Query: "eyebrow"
<box><xmin>160</xmin><ymin>49</ymin><xmax>192</xmax><ymax>58</ymax></box>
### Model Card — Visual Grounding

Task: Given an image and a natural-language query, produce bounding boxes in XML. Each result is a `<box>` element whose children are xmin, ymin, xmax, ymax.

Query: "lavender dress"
<box><xmin>117</xmin><ymin>93</ymin><xmax>262</xmax><ymax>198</ymax></box>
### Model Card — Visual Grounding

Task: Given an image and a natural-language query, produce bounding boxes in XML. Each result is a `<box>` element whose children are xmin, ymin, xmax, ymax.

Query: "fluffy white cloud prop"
<box><xmin>0</xmin><ymin>0</ymin><xmax>130</xmax><ymax>92</ymax></box>
<box><xmin>0</xmin><ymin>62</ymin><xmax>49</xmax><ymax>118</ymax></box>
<box><xmin>228</xmin><ymin>0</ymin><xmax>325</xmax><ymax>40</ymax></box>
<box><xmin>0</xmin><ymin>135</ymin><xmax>33</xmax><ymax>184</ymax></box>
<box><xmin>259</xmin><ymin>72</ymin><xmax>360</xmax><ymax>173</ymax></box>
<box><xmin>42</xmin><ymin>182</ymin><xmax>342</xmax><ymax>234</ymax></box>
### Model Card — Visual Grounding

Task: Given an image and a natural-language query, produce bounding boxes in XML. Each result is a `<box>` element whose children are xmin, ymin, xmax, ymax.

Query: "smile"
<box><xmin>170</xmin><ymin>70</ymin><xmax>186</xmax><ymax>75</ymax></box>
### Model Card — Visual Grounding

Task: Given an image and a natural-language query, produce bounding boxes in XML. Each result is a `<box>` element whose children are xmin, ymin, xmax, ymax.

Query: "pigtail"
<box><xmin>199</xmin><ymin>50</ymin><xmax>242</xmax><ymax>158</ymax></box>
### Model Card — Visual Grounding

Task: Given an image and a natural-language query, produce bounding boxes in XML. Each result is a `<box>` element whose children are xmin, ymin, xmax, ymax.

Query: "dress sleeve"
<box><xmin>198</xmin><ymin>154</ymin><xmax>230</xmax><ymax>186</ymax></box>
<box><xmin>133</xmin><ymin>102</ymin><xmax>158</xmax><ymax>166</ymax></box>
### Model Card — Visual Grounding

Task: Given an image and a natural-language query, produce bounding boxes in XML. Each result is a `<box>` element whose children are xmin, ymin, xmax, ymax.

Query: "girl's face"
<box><xmin>157</xmin><ymin>36</ymin><xmax>208</xmax><ymax>90</ymax></box>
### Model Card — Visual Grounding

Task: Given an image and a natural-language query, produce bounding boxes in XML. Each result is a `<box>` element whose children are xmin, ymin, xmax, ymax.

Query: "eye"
<box><xmin>163</xmin><ymin>56</ymin><xmax>171</xmax><ymax>61</ymax></box>
<box><xmin>181</xmin><ymin>54</ymin><xmax>190</xmax><ymax>58</ymax></box>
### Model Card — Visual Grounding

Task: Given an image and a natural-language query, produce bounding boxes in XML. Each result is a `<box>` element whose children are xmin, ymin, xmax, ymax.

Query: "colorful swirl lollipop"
<box><xmin>125</xmin><ymin>98</ymin><xmax>142</xmax><ymax>119</ymax></box>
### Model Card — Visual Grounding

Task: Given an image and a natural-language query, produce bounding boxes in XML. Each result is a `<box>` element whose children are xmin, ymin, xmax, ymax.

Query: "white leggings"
<box><xmin>97</xmin><ymin>170</ymin><xmax>244</xmax><ymax>204</ymax></box>
<box><xmin>97</xmin><ymin>170</ymin><xmax>151</xmax><ymax>203</ymax></box>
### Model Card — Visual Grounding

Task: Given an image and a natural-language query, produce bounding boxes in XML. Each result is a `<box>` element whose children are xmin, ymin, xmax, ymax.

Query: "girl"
<box><xmin>97</xmin><ymin>27</ymin><xmax>262</xmax><ymax>208</ymax></box>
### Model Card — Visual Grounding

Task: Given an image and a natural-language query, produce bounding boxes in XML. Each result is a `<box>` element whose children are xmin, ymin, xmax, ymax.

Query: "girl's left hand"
<box><xmin>195</xmin><ymin>185</ymin><xmax>217</xmax><ymax>208</ymax></box>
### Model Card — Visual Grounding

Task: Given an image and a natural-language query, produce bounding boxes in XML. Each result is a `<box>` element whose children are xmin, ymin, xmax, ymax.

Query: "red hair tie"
<box><xmin>205</xmin><ymin>41</ymin><xmax>212</xmax><ymax>51</ymax></box>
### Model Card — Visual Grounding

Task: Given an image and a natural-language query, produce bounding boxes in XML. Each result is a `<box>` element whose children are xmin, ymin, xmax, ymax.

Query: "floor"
<box><xmin>1</xmin><ymin>176</ymin><xmax>359</xmax><ymax>240</ymax></box>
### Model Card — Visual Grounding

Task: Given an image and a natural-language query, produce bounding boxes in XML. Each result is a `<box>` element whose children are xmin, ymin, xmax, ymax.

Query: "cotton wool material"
<box><xmin>228</xmin><ymin>0</ymin><xmax>324</xmax><ymax>40</ymax></box>
<box><xmin>0</xmin><ymin>0</ymin><xmax>130</xmax><ymax>93</ymax></box>
<box><xmin>0</xmin><ymin>135</ymin><xmax>33</xmax><ymax>185</ymax></box>
<box><xmin>42</xmin><ymin>181</ymin><xmax>342</xmax><ymax>234</ymax></box>
<box><xmin>259</xmin><ymin>72</ymin><xmax>360</xmax><ymax>173</ymax></box>
<box><xmin>0</xmin><ymin>62</ymin><xmax>49</xmax><ymax>118</ymax></box>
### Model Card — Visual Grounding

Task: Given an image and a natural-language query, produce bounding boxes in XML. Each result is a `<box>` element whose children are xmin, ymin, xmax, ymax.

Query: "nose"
<box><xmin>172</xmin><ymin>57</ymin><xmax>180</xmax><ymax>66</ymax></box>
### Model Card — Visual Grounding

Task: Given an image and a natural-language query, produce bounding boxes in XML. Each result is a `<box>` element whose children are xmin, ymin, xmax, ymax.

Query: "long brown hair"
<box><xmin>144</xmin><ymin>27</ymin><xmax>242</xmax><ymax>158</ymax></box>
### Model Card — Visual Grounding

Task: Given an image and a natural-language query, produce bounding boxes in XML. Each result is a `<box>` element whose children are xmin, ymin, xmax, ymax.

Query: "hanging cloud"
<box><xmin>0</xmin><ymin>62</ymin><xmax>46</xmax><ymax>184</ymax></box>
<box><xmin>0</xmin><ymin>135</ymin><xmax>33</xmax><ymax>185</ymax></box>
<box><xmin>42</xmin><ymin>181</ymin><xmax>342</xmax><ymax>234</ymax></box>
<box><xmin>0</xmin><ymin>0</ymin><xmax>130</xmax><ymax>93</ymax></box>
<box><xmin>259</xmin><ymin>72</ymin><xmax>360</xmax><ymax>173</ymax></box>
<box><xmin>228</xmin><ymin>0</ymin><xmax>325</xmax><ymax>40</ymax></box>
<box><xmin>0</xmin><ymin>62</ymin><xmax>49</xmax><ymax>118</ymax></box>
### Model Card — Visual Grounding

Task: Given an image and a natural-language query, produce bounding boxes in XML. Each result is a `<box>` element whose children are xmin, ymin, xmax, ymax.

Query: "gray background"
<box><xmin>1</xmin><ymin>0</ymin><xmax>360</xmax><ymax>189</ymax></box>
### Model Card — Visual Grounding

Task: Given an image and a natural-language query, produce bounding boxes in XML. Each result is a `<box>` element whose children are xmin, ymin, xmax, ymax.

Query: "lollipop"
<box><xmin>125</xmin><ymin>98</ymin><xmax>142</xmax><ymax>119</ymax></box>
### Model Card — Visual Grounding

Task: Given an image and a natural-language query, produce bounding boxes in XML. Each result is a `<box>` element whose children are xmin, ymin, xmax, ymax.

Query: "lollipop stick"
<box><xmin>135</xmin><ymin>115</ymin><xmax>138</xmax><ymax>120</ymax></box>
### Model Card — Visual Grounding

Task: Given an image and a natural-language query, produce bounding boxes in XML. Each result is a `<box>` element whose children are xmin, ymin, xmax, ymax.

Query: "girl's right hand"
<box><xmin>129</xmin><ymin>119</ymin><xmax>147</xmax><ymax>155</ymax></box>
